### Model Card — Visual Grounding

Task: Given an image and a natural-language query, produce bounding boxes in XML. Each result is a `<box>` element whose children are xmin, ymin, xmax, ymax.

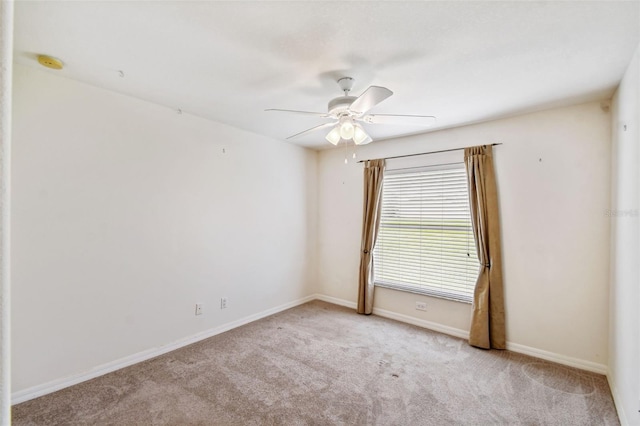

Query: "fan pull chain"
<box><xmin>344</xmin><ymin>139</ymin><xmax>349</xmax><ymax>164</ymax></box>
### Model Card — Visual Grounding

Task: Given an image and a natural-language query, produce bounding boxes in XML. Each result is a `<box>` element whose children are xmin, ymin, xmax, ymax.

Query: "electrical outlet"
<box><xmin>415</xmin><ymin>301</ymin><xmax>427</xmax><ymax>311</ymax></box>
<box><xmin>195</xmin><ymin>304</ymin><xmax>203</xmax><ymax>316</ymax></box>
<box><xmin>220</xmin><ymin>297</ymin><xmax>228</xmax><ymax>309</ymax></box>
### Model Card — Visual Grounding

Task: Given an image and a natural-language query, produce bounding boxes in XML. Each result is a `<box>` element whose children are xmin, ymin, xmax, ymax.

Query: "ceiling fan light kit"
<box><xmin>353</xmin><ymin>124</ymin><xmax>372</xmax><ymax>145</ymax></box>
<box><xmin>338</xmin><ymin>116</ymin><xmax>355</xmax><ymax>139</ymax></box>
<box><xmin>325</xmin><ymin>119</ymin><xmax>371</xmax><ymax>146</ymax></box>
<box><xmin>325</xmin><ymin>126</ymin><xmax>341</xmax><ymax>145</ymax></box>
<box><xmin>266</xmin><ymin>77</ymin><xmax>436</xmax><ymax>148</ymax></box>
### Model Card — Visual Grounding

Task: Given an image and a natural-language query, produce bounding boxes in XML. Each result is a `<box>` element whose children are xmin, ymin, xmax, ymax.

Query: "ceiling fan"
<box><xmin>266</xmin><ymin>77</ymin><xmax>436</xmax><ymax>146</ymax></box>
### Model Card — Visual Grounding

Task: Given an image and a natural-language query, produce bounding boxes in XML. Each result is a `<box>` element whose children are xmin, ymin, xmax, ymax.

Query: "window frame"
<box><xmin>372</xmin><ymin>159</ymin><xmax>478</xmax><ymax>304</ymax></box>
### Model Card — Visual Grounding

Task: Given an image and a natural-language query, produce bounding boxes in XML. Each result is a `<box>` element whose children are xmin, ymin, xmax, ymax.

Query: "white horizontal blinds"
<box><xmin>373</xmin><ymin>164</ymin><xmax>479</xmax><ymax>302</ymax></box>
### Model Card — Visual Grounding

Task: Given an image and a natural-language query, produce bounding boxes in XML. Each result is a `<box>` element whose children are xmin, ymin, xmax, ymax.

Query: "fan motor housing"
<box><xmin>328</xmin><ymin>96</ymin><xmax>357</xmax><ymax>115</ymax></box>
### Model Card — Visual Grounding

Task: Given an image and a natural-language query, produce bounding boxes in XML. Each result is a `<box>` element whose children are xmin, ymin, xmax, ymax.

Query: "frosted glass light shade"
<box><xmin>353</xmin><ymin>125</ymin><xmax>372</xmax><ymax>145</ymax></box>
<box><xmin>339</xmin><ymin>120</ymin><xmax>355</xmax><ymax>140</ymax></box>
<box><xmin>325</xmin><ymin>126</ymin><xmax>341</xmax><ymax>145</ymax></box>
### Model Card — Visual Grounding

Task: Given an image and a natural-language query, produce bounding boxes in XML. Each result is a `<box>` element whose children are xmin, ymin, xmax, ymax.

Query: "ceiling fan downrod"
<box><xmin>337</xmin><ymin>76</ymin><xmax>354</xmax><ymax>96</ymax></box>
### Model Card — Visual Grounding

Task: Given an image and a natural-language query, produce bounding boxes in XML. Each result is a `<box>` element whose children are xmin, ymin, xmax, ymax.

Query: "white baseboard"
<box><xmin>606</xmin><ymin>373</ymin><xmax>629</xmax><ymax>426</ymax></box>
<box><xmin>12</xmin><ymin>292</ymin><xmax>610</xmax><ymax>405</ymax></box>
<box><xmin>314</xmin><ymin>294</ymin><xmax>608</xmax><ymax>375</ymax></box>
<box><xmin>505</xmin><ymin>342</ymin><xmax>607</xmax><ymax>375</ymax></box>
<box><xmin>314</xmin><ymin>294</ymin><xmax>468</xmax><ymax>339</ymax></box>
<box><xmin>314</xmin><ymin>294</ymin><xmax>357</xmax><ymax>309</ymax></box>
<box><xmin>12</xmin><ymin>294</ymin><xmax>316</xmax><ymax>405</ymax></box>
<box><xmin>371</xmin><ymin>307</ymin><xmax>470</xmax><ymax>340</ymax></box>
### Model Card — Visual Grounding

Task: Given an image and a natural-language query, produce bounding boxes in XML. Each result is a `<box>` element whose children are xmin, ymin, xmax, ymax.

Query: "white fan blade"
<box><xmin>348</xmin><ymin>86</ymin><xmax>393</xmax><ymax>115</ymax></box>
<box><xmin>266</xmin><ymin>108</ymin><xmax>330</xmax><ymax>118</ymax></box>
<box><xmin>359</xmin><ymin>114</ymin><xmax>436</xmax><ymax>126</ymax></box>
<box><xmin>286</xmin><ymin>122</ymin><xmax>337</xmax><ymax>140</ymax></box>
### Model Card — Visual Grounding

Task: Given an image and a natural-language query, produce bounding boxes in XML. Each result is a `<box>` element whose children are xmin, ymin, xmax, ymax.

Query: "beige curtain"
<box><xmin>357</xmin><ymin>159</ymin><xmax>385</xmax><ymax>315</ymax></box>
<box><xmin>465</xmin><ymin>145</ymin><xmax>505</xmax><ymax>349</ymax></box>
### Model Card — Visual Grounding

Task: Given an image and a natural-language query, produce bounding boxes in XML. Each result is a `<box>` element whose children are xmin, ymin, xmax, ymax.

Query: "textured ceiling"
<box><xmin>13</xmin><ymin>1</ymin><xmax>640</xmax><ymax>149</ymax></box>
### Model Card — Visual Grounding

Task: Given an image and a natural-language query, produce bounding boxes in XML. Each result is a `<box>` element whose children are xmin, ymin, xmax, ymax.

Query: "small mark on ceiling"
<box><xmin>37</xmin><ymin>55</ymin><xmax>63</xmax><ymax>70</ymax></box>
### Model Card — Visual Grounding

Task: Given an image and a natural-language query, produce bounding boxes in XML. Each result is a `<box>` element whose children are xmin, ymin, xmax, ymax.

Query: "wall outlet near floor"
<box><xmin>195</xmin><ymin>304</ymin><xmax>203</xmax><ymax>316</ymax></box>
<box><xmin>220</xmin><ymin>297</ymin><xmax>228</xmax><ymax>309</ymax></box>
<box><xmin>415</xmin><ymin>301</ymin><xmax>427</xmax><ymax>311</ymax></box>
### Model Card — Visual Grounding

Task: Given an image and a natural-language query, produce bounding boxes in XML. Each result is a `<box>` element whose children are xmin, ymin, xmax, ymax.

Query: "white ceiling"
<box><xmin>13</xmin><ymin>1</ymin><xmax>640</xmax><ymax>149</ymax></box>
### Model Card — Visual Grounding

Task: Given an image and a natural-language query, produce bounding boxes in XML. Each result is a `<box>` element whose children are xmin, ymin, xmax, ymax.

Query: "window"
<box><xmin>373</xmin><ymin>163</ymin><xmax>478</xmax><ymax>303</ymax></box>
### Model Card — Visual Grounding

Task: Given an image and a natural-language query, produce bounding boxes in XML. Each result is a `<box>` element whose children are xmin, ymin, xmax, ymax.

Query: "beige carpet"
<box><xmin>13</xmin><ymin>300</ymin><xmax>618</xmax><ymax>425</ymax></box>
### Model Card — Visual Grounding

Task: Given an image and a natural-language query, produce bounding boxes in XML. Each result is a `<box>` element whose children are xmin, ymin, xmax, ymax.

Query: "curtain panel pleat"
<box><xmin>357</xmin><ymin>159</ymin><xmax>386</xmax><ymax>315</ymax></box>
<box><xmin>464</xmin><ymin>145</ymin><xmax>506</xmax><ymax>349</ymax></box>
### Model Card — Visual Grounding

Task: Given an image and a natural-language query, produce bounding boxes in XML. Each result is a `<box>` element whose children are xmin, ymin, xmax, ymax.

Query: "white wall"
<box><xmin>0</xmin><ymin>0</ymin><xmax>13</xmax><ymax>421</ymax></box>
<box><xmin>318</xmin><ymin>101</ymin><xmax>611</xmax><ymax>368</ymax></box>
<box><xmin>609</xmin><ymin>44</ymin><xmax>639</xmax><ymax>426</ymax></box>
<box><xmin>11</xmin><ymin>64</ymin><xmax>317</xmax><ymax>394</ymax></box>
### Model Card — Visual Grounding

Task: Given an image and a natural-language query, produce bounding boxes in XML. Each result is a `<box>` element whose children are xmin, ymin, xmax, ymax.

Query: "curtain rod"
<box><xmin>356</xmin><ymin>143</ymin><xmax>502</xmax><ymax>163</ymax></box>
